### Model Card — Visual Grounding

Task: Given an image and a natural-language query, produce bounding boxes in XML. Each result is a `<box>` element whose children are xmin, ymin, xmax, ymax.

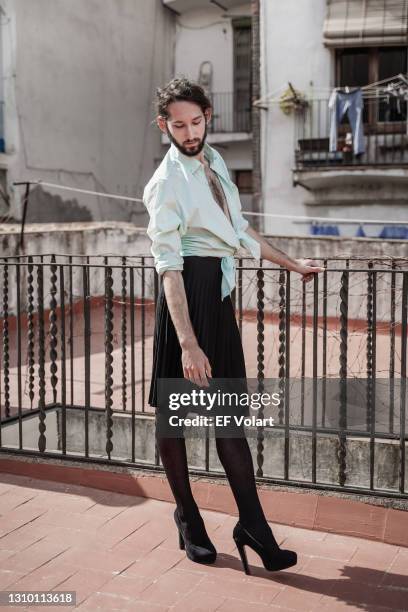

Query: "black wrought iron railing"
<box><xmin>0</xmin><ymin>254</ymin><xmax>407</xmax><ymax>499</ymax></box>
<box><xmin>208</xmin><ymin>92</ymin><xmax>252</xmax><ymax>133</ymax></box>
<box><xmin>295</xmin><ymin>97</ymin><xmax>408</xmax><ymax>168</ymax></box>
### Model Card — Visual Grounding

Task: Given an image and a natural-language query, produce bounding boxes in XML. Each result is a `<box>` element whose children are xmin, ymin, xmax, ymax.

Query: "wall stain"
<box><xmin>26</xmin><ymin>185</ymin><xmax>93</xmax><ymax>223</ymax></box>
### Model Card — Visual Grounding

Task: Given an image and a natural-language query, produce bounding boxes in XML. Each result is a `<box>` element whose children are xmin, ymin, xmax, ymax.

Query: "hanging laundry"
<box><xmin>310</xmin><ymin>223</ymin><xmax>340</xmax><ymax>236</ymax></box>
<box><xmin>328</xmin><ymin>88</ymin><xmax>365</xmax><ymax>155</ymax></box>
<box><xmin>384</xmin><ymin>82</ymin><xmax>408</xmax><ymax>116</ymax></box>
<box><xmin>379</xmin><ymin>226</ymin><xmax>408</xmax><ymax>240</ymax></box>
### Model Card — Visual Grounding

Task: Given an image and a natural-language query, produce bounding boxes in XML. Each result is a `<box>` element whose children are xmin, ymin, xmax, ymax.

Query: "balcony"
<box><xmin>1</xmin><ymin>254</ymin><xmax>408</xmax><ymax>499</ymax></box>
<box><xmin>293</xmin><ymin>98</ymin><xmax>408</xmax><ymax>204</ymax></box>
<box><xmin>163</xmin><ymin>0</ymin><xmax>245</xmax><ymax>13</ymax></box>
<box><xmin>161</xmin><ymin>91</ymin><xmax>252</xmax><ymax>146</ymax></box>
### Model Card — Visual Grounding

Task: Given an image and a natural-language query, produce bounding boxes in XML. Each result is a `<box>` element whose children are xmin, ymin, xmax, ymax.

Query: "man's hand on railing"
<box><xmin>294</xmin><ymin>258</ymin><xmax>326</xmax><ymax>283</ymax></box>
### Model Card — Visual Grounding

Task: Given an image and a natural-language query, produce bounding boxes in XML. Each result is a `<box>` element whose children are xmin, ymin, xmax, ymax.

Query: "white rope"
<box><xmin>256</xmin><ymin>73</ymin><xmax>408</xmax><ymax>105</ymax></box>
<box><xmin>14</xmin><ymin>179</ymin><xmax>407</xmax><ymax>228</ymax></box>
<box><xmin>22</xmin><ymin>180</ymin><xmax>144</xmax><ymax>204</ymax></box>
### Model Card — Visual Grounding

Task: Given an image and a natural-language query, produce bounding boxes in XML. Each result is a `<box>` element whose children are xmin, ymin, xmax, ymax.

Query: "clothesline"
<box><xmin>14</xmin><ymin>180</ymin><xmax>144</xmax><ymax>203</ymax></box>
<box><xmin>13</xmin><ymin>180</ymin><xmax>406</xmax><ymax>227</ymax></box>
<box><xmin>254</xmin><ymin>73</ymin><xmax>408</xmax><ymax>106</ymax></box>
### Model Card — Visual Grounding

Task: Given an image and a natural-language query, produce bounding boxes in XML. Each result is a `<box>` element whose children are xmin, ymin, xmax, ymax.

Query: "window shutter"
<box><xmin>323</xmin><ymin>0</ymin><xmax>408</xmax><ymax>47</ymax></box>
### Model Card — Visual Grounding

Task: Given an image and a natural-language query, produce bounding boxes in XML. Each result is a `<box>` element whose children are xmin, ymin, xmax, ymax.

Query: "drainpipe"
<box><xmin>251</xmin><ymin>0</ymin><xmax>262</xmax><ymax>232</ymax></box>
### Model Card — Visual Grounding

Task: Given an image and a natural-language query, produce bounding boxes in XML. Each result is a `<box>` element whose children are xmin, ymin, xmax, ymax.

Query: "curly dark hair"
<box><xmin>155</xmin><ymin>77</ymin><xmax>212</xmax><ymax>119</ymax></box>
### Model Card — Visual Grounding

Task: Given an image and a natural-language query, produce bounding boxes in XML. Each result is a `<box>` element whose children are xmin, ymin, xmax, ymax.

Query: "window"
<box><xmin>233</xmin><ymin>19</ymin><xmax>252</xmax><ymax>132</ymax></box>
<box><xmin>336</xmin><ymin>46</ymin><xmax>408</xmax><ymax>127</ymax></box>
<box><xmin>235</xmin><ymin>170</ymin><xmax>252</xmax><ymax>194</ymax></box>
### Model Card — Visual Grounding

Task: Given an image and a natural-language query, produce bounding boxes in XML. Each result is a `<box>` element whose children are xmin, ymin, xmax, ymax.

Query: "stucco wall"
<box><xmin>172</xmin><ymin>2</ymin><xmax>252</xmax><ymax>172</ymax></box>
<box><xmin>0</xmin><ymin>0</ymin><xmax>174</xmax><ymax>223</ymax></box>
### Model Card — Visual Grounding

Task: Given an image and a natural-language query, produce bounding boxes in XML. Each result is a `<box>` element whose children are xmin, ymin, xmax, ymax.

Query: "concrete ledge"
<box><xmin>1</xmin><ymin>454</ymin><xmax>407</xmax><ymax>548</ymax></box>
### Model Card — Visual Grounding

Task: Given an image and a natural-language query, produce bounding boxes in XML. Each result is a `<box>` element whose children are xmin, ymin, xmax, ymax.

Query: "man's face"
<box><xmin>157</xmin><ymin>100</ymin><xmax>211</xmax><ymax>157</ymax></box>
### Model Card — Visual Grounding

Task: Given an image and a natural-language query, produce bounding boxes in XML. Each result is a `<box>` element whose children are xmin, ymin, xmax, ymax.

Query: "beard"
<box><xmin>167</xmin><ymin>122</ymin><xmax>208</xmax><ymax>157</ymax></box>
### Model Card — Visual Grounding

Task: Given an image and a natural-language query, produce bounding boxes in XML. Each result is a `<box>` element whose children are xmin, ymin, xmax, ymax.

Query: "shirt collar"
<box><xmin>169</xmin><ymin>142</ymin><xmax>226</xmax><ymax>178</ymax></box>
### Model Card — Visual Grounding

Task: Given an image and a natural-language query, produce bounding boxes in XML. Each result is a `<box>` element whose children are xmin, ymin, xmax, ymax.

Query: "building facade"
<box><xmin>162</xmin><ymin>0</ymin><xmax>254</xmax><ymax>212</ymax></box>
<box><xmin>260</xmin><ymin>0</ymin><xmax>408</xmax><ymax>237</ymax></box>
<box><xmin>0</xmin><ymin>0</ymin><xmax>173</xmax><ymax>224</ymax></box>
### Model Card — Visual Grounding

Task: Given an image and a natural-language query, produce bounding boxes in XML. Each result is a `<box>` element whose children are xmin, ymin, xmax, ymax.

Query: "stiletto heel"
<box><xmin>234</xmin><ymin>537</ymin><xmax>250</xmax><ymax>575</ymax></box>
<box><xmin>174</xmin><ymin>508</ymin><xmax>216</xmax><ymax>564</ymax></box>
<box><xmin>233</xmin><ymin>521</ymin><xmax>297</xmax><ymax>573</ymax></box>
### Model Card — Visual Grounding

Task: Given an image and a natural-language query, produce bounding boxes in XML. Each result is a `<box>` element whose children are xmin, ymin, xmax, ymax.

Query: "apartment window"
<box><xmin>233</xmin><ymin>18</ymin><xmax>252</xmax><ymax>132</ymax></box>
<box><xmin>336</xmin><ymin>46</ymin><xmax>408</xmax><ymax>126</ymax></box>
<box><xmin>235</xmin><ymin>170</ymin><xmax>252</xmax><ymax>194</ymax></box>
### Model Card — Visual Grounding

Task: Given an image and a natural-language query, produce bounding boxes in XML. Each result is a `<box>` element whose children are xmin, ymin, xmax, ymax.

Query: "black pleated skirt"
<box><xmin>148</xmin><ymin>256</ymin><xmax>247</xmax><ymax>411</ymax></box>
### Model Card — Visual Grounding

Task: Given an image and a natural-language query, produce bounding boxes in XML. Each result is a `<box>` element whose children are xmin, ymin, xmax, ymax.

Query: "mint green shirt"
<box><xmin>143</xmin><ymin>142</ymin><xmax>261</xmax><ymax>301</ymax></box>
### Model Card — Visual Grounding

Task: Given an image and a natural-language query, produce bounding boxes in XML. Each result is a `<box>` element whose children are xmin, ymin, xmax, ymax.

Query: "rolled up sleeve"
<box><xmin>143</xmin><ymin>179</ymin><xmax>185</xmax><ymax>275</ymax></box>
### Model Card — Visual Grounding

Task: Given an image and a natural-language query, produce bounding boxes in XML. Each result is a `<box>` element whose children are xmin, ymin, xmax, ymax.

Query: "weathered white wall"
<box><xmin>260</xmin><ymin>0</ymin><xmax>332</xmax><ymax>235</ymax></box>
<box><xmin>175</xmin><ymin>6</ymin><xmax>234</xmax><ymax>94</ymax></box>
<box><xmin>0</xmin><ymin>0</ymin><xmax>174</xmax><ymax>223</ymax></box>
<box><xmin>172</xmin><ymin>2</ymin><xmax>252</xmax><ymax>172</ymax></box>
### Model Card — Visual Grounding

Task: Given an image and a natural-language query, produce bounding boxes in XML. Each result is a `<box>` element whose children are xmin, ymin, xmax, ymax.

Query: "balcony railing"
<box><xmin>295</xmin><ymin>97</ymin><xmax>408</xmax><ymax>169</ymax></box>
<box><xmin>163</xmin><ymin>0</ymin><xmax>245</xmax><ymax>14</ymax></box>
<box><xmin>208</xmin><ymin>92</ymin><xmax>252</xmax><ymax>134</ymax></box>
<box><xmin>1</xmin><ymin>254</ymin><xmax>407</xmax><ymax>499</ymax></box>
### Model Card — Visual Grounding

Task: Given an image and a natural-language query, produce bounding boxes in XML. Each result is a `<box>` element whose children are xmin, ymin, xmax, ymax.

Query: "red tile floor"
<box><xmin>0</xmin><ymin>472</ymin><xmax>407</xmax><ymax>611</ymax></box>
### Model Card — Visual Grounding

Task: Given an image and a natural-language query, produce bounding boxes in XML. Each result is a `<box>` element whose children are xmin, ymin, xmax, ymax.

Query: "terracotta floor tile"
<box><xmin>349</xmin><ymin>546</ymin><xmax>399</xmax><ymax>572</ymax></box>
<box><xmin>280</xmin><ymin>525</ymin><xmax>328</xmax><ymax>542</ymax></box>
<box><xmin>271</xmin><ymin>574</ymin><xmax>333</xmax><ymax>611</ymax></box>
<box><xmin>98</xmin><ymin>573</ymin><xmax>154</xmax><ymax>599</ymax></box>
<box><xmin>170</xmin><ymin>588</ymin><xmax>226</xmax><ymax>611</ymax></box>
<box><xmin>0</xmin><ymin>473</ymin><xmax>405</xmax><ymax>612</ymax></box>
<box><xmin>57</xmin><ymin>567</ymin><xmax>117</xmax><ymax>605</ymax></box>
<box><xmin>216</xmin><ymin>600</ymin><xmax>278</xmax><ymax>612</ymax></box>
<box><xmin>0</xmin><ymin>548</ymin><xmax>16</xmax><ymax>562</ymax></box>
<box><xmin>80</xmin><ymin>501</ymin><xmax>129</xmax><ymax>520</ymax></box>
<box><xmin>0</xmin><ymin>569</ymin><xmax>26</xmax><ymax>589</ymax></box>
<box><xmin>139</xmin><ymin>568</ymin><xmax>204</xmax><ymax>606</ymax></box>
<box><xmin>0</xmin><ymin>506</ymin><xmax>48</xmax><ymax>532</ymax></box>
<box><xmin>55</xmin><ymin>546</ymin><xmax>137</xmax><ymax>574</ymax></box>
<box><xmin>123</xmin><ymin>545</ymin><xmax>185</xmax><ymax>579</ymax></box>
<box><xmin>380</xmin><ymin>549</ymin><xmax>408</xmax><ymax>589</ymax></box>
<box><xmin>173</xmin><ymin>551</ymin><xmax>245</xmax><ymax>580</ymax></box>
<box><xmin>96</xmin><ymin>514</ymin><xmax>148</xmax><ymax>546</ymax></box>
<box><xmin>75</xmin><ymin>591</ymin><xmax>139</xmax><ymax>611</ymax></box>
<box><xmin>323</xmin><ymin>581</ymin><xmax>408</xmax><ymax>611</ymax></box>
<box><xmin>317</xmin><ymin>596</ymin><xmax>391</xmax><ymax>611</ymax></box>
<box><xmin>281</xmin><ymin>536</ymin><xmax>358</xmax><ymax>561</ymax></box>
<box><xmin>0</xmin><ymin>523</ymin><xmax>50</xmax><ymax>552</ymax></box>
<box><xmin>9</xmin><ymin>560</ymin><xmax>77</xmax><ymax>591</ymax></box>
<box><xmin>0</xmin><ymin>538</ymin><xmax>70</xmax><ymax>573</ymax></box>
<box><xmin>197</xmin><ymin>574</ymin><xmax>281</xmax><ymax>605</ymax></box>
<box><xmin>34</xmin><ymin>509</ymin><xmax>109</xmax><ymax>531</ymax></box>
<box><xmin>38</xmin><ymin>494</ymin><xmax>97</xmax><ymax>513</ymax></box>
<box><xmin>112</xmin><ymin>525</ymin><xmax>168</xmax><ymax>557</ymax></box>
<box><xmin>0</xmin><ymin>492</ymin><xmax>39</xmax><ymax>514</ymax></box>
<box><xmin>301</xmin><ymin>557</ymin><xmax>384</xmax><ymax>585</ymax></box>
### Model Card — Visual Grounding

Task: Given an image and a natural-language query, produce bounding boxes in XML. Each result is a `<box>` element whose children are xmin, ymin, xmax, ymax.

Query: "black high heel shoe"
<box><xmin>174</xmin><ymin>508</ymin><xmax>217</xmax><ymax>564</ymax></box>
<box><xmin>233</xmin><ymin>521</ymin><xmax>297</xmax><ymax>575</ymax></box>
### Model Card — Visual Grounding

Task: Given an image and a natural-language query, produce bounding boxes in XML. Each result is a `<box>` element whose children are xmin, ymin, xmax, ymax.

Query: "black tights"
<box><xmin>156</xmin><ymin>433</ymin><xmax>275</xmax><ymax>542</ymax></box>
